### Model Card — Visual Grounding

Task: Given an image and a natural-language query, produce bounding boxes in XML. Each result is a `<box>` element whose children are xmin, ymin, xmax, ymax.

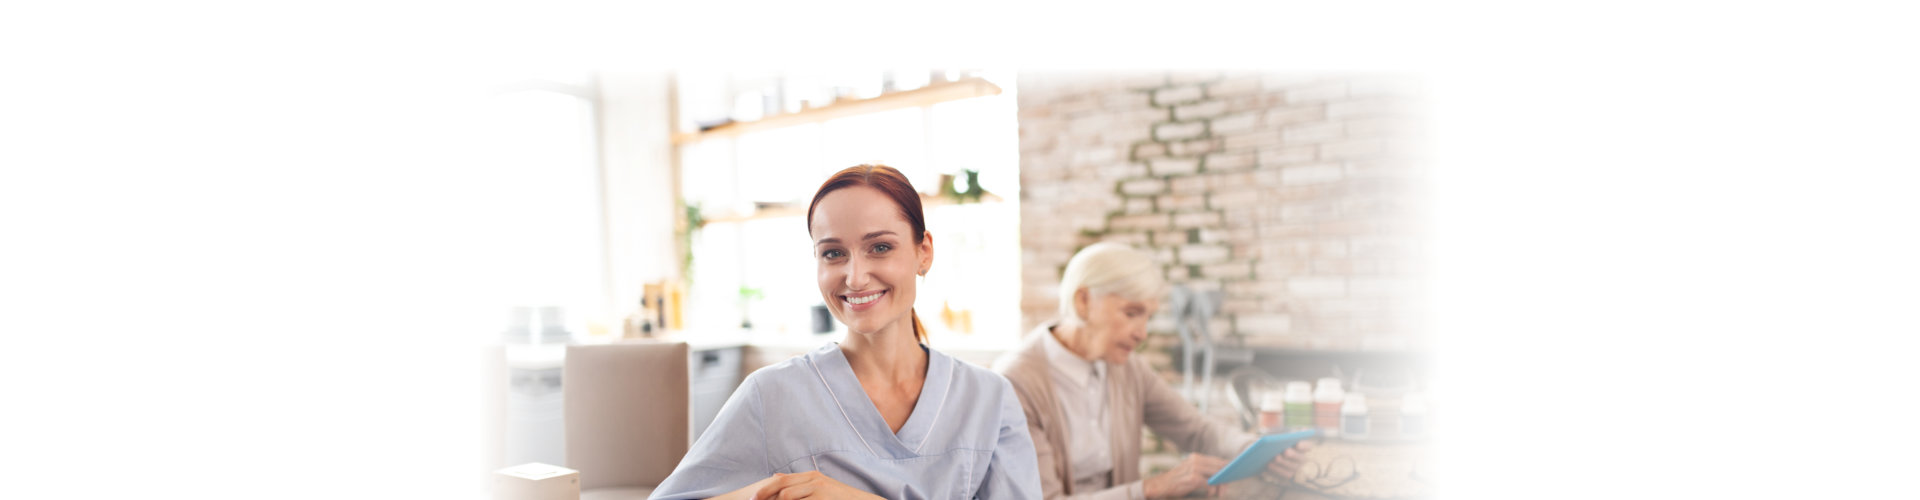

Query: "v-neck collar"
<box><xmin>807</xmin><ymin>342</ymin><xmax>955</xmax><ymax>459</ymax></box>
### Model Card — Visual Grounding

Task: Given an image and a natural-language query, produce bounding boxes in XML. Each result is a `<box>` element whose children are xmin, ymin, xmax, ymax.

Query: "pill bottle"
<box><xmin>1283</xmin><ymin>381</ymin><xmax>1314</xmax><ymax>432</ymax></box>
<box><xmin>1258</xmin><ymin>390</ymin><xmax>1287</xmax><ymax>433</ymax></box>
<box><xmin>1341</xmin><ymin>393</ymin><xmax>1369</xmax><ymax>438</ymax></box>
<box><xmin>1312</xmin><ymin>377</ymin><xmax>1345</xmax><ymax>436</ymax></box>
<box><xmin>1400</xmin><ymin>392</ymin><xmax>1427</xmax><ymax>439</ymax></box>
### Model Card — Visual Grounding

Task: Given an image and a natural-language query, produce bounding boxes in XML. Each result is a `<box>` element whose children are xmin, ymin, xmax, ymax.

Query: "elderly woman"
<box><xmin>994</xmin><ymin>243</ymin><xmax>1310</xmax><ymax>499</ymax></box>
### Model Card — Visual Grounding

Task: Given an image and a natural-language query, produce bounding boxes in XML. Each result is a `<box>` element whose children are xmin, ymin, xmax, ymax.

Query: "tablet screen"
<box><xmin>1206</xmin><ymin>430</ymin><xmax>1317</xmax><ymax>486</ymax></box>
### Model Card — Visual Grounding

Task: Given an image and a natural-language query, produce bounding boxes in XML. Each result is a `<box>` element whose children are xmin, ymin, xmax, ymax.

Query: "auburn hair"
<box><xmin>807</xmin><ymin>164</ymin><xmax>930</xmax><ymax>343</ymax></box>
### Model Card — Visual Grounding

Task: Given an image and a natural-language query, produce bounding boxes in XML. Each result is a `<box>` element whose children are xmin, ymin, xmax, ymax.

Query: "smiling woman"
<box><xmin>807</xmin><ymin>165</ymin><xmax>933</xmax><ymax>344</ymax></box>
<box><xmin>648</xmin><ymin>165</ymin><xmax>1041</xmax><ymax>500</ymax></box>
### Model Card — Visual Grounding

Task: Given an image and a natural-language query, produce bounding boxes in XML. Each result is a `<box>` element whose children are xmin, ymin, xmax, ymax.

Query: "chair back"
<box><xmin>563</xmin><ymin>341</ymin><xmax>690</xmax><ymax>490</ymax></box>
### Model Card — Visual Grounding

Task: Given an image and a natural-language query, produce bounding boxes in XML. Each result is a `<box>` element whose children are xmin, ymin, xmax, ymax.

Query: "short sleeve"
<box><xmin>648</xmin><ymin>374</ymin><xmax>773</xmax><ymax>500</ymax></box>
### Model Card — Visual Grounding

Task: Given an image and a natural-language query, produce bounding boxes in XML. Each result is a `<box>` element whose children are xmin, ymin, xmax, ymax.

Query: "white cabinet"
<box><xmin>688</xmin><ymin>346</ymin><xmax>743</xmax><ymax>441</ymax></box>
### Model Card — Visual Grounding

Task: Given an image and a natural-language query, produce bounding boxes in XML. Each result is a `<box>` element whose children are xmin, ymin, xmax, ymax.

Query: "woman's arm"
<box><xmin>649</xmin><ymin>375</ymin><xmax>779</xmax><ymax>500</ymax></box>
<box><xmin>1000</xmin><ymin>376</ymin><xmax>1155</xmax><ymax>500</ymax></box>
<box><xmin>1135</xmin><ymin>358</ymin><xmax>1257</xmax><ymax>459</ymax></box>
<box><xmin>976</xmin><ymin>378</ymin><xmax>1044</xmax><ymax>499</ymax></box>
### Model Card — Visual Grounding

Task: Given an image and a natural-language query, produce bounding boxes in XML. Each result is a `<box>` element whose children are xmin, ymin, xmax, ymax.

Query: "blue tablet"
<box><xmin>1206</xmin><ymin>430</ymin><xmax>1317</xmax><ymax>485</ymax></box>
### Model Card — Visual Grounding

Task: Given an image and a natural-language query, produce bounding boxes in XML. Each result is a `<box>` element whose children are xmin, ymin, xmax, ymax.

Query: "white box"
<box><xmin>493</xmin><ymin>462</ymin><xmax>579</xmax><ymax>500</ymax></box>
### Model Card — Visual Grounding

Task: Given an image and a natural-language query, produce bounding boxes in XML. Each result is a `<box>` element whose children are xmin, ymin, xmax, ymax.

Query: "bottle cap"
<box><xmin>1285</xmin><ymin>381</ymin><xmax>1313</xmax><ymax>401</ymax></box>
<box><xmin>1314</xmin><ymin>377</ymin><xmax>1345</xmax><ymax>402</ymax></box>
<box><xmin>1342</xmin><ymin>393</ymin><xmax>1368</xmax><ymax>413</ymax></box>
<box><xmin>1260</xmin><ymin>390</ymin><xmax>1287</xmax><ymax>410</ymax></box>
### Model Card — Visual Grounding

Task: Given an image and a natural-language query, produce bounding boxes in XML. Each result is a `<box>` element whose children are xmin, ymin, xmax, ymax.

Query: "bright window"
<box><xmin>676</xmin><ymin>70</ymin><xmax>1023</xmax><ymax>350</ymax></box>
<box><xmin>473</xmin><ymin>84</ymin><xmax>606</xmax><ymax>339</ymax></box>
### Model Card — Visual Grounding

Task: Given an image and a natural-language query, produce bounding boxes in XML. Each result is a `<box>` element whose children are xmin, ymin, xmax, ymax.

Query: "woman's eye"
<box><xmin>872</xmin><ymin>243</ymin><xmax>892</xmax><ymax>254</ymax></box>
<box><xmin>821</xmin><ymin>249</ymin><xmax>845</xmax><ymax>259</ymax></box>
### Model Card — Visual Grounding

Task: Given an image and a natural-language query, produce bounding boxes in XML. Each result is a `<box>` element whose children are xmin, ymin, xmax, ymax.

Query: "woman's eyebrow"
<box><xmin>815</xmin><ymin>230</ymin><xmax>898</xmax><ymax>247</ymax></box>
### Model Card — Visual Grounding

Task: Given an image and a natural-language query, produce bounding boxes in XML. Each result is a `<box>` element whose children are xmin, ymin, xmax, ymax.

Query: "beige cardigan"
<box><xmin>994</xmin><ymin>322</ymin><xmax>1255</xmax><ymax>500</ymax></box>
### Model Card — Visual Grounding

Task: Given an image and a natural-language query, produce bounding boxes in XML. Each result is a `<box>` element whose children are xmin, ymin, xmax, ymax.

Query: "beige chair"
<box><xmin>564</xmin><ymin>341</ymin><xmax>691</xmax><ymax>500</ymax></box>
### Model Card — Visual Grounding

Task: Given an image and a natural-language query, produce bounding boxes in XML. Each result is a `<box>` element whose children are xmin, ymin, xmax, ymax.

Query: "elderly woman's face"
<box><xmin>1080</xmin><ymin>291</ymin><xmax>1159</xmax><ymax>365</ymax></box>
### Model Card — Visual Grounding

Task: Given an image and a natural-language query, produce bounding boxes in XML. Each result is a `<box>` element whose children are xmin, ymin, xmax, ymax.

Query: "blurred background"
<box><xmin>472</xmin><ymin>68</ymin><xmax>1432</xmax><ymax>494</ymax></box>
<box><xmin>6</xmin><ymin>3</ymin><xmax>1920</xmax><ymax>500</ymax></box>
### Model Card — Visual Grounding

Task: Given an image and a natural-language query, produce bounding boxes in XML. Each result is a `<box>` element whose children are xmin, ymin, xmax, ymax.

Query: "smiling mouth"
<box><xmin>844</xmin><ymin>290</ymin><xmax>886</xmax><ymax>306</ymax></box>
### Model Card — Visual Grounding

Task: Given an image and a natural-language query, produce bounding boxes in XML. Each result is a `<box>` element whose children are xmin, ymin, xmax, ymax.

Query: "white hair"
<box><xmin>1057</xmin><ymin>242</ymin><xmax>1166</xmax><ymax>327</ymax></box>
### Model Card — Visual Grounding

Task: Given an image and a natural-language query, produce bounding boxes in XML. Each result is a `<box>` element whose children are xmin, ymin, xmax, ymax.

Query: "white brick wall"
<box><xmin>1019</xmin><ymin>71</ymin><xmax>1426</xmax><ymax>352</ymax></box>
<box><xmin>1120</xmin><ymin>178</ymin><xmax>1168</xmax><ymax>196</ymax></box>
<box><xmin>1204</xmin><ymin>151</ymin><xmax>1254</xmax><ymax>171</ymax></box>
<box><xmin>1178</xmin><ymin>244</ymin><xmax>1231</xmax><ymax>263</ymax></box>
<box><xmin>1174</xmin><ymin>100</ymin><xmax>1229</xmax><ymax>121</ymax></box>
<box><xmin>1149</xmin><ymin>158</ymin><xmax>1201</xmax><ymax>176</ymax></box>
<box><xmin>1280</xmin><ymin>164</ymin><xmax>1345</xmax><ymax>185</ymax></box>
<box><xmin>1153</xmin><ymin>86</ymin><xmax>1205</xmax><ymax>106</ymax></box>
<box><xmin>1154</xmin><ymin>121</ymin><xmax>1207</xmax><ymax>141</ymax></box>
<box><xmin>1172</xmin><ymin>211</ymin><xmax>1224</xmax><ymax>228</ymax></box>
<box><xmin>1209</xmin><ymin>112</ymin><xmax>1259</xmax><ymax>134</ymax></box>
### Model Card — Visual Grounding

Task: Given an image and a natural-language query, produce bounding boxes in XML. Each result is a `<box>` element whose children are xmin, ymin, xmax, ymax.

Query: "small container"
<box><xmin>1283</xmin><ymin>381</ymin><xmax>1314</xmax><ymax>432</ymax></box>
<box><xmin>1258</xmin><ymin>391</ymin><xmax>1287</xmax><ymax>433</ymax></box>
<box><xmin>1400</xmin><ymin>392</ymin><xmax>1427</xmax><ymax>439</ymax></box>
<box><xmin>1341</xmin><ymin>393</ymin><xmax>1369</xmax><ymax>438</ymax></box>
<box><xmin>1312</xmin><ymin>377</ymin><xmax>1345</xmax><ymax>436</ymax></box>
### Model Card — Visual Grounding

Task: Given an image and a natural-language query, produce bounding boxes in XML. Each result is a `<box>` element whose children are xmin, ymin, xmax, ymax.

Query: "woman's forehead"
<box><xmin>1097</xmin><ymin>294</ymin><xmax>1159</xmax><ymax>310</ymax></box>
<box><xmin>810</xmin><ymin>186</ymin><xmax>912</xmax><ymax>239</ymax></box>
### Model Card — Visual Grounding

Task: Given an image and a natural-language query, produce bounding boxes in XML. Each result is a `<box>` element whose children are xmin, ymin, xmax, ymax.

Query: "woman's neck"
<box><xmin>1050</xmin><ymin>322</ymin><xmax>1100</xmax><ymax>362</ymax></box>
<box><xmin>840</xmin><ymin>321</ymin><xmax>927</xmax><ymax>384</ymax></box>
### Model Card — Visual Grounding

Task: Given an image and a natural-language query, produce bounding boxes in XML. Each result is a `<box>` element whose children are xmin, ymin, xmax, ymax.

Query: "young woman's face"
<box><xmin>1078</xmin><ymin>291</ymin><xmax>1158</xmax><ymax>365</ymax></box>
<box><xmin>810</xmin><ymin>186</ymin><xmax>932</xmax><ymax>338</ymax></box>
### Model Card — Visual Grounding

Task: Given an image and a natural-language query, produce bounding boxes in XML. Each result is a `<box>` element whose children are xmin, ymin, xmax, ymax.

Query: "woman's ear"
<box><xmin>1073</xmin><ymin>287</ymin><xmax>1091</xmax><ymax>322</ymax></box>
<box><xmin>917</xmin><ymin>231</ymin><xmax>934</xmax><ymax>276</ymax></box>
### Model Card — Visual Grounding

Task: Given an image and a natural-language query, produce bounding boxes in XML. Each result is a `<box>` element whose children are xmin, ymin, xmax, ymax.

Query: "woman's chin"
<box><xmin>845</xmin><ymin>320</ymin><xmax>891</xmax><ymax>337</ymax></box>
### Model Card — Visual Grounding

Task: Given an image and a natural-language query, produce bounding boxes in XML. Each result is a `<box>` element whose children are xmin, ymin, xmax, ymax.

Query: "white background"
<box><xmin>4</xmin><ymin>1</ymin><xmax>1917</xmax><ymax>498</ymax></box>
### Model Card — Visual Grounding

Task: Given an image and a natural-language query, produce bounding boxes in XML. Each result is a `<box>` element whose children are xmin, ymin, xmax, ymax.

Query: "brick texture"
<box><xmin>1019</xmin><ymin>71</ymin><xmax>1427</xmax><ymax>352</ymax></box>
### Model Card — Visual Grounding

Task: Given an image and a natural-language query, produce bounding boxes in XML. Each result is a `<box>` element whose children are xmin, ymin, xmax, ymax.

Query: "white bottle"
<box><xmin>1258</xmin><ymin>390</ymin><xmax>1287</xmax><ymax>433</ymax></box>
<box><xmin>1340</xmin><ymin>393</ymin><xmax>1369</xmax><ymax>438</ymax></box>
<box><xmin>1283</xmin><ymin>381</ymin><xmax>1314</xmax><ymax>432</ymax></box>
<box><xmin>1400</xmin><ymin>392</ymin><xmax>1428</xmax><ymax>439</ymax></box>
<box><xmin>1312</xmin><ymin>377</ymin><xmax>1345</xmax><ymax>437</ymax></box>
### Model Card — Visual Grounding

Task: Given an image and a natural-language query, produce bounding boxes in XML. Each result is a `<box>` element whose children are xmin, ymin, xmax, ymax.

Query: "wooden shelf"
<box><xmin>671</xmin><ymin>77</ymin><xmax>1004</xmax><ymax>145</ymax></box>
<box><xmin>703</xmin><ymin>192</ymin><xmax>1004</xmax><ymax>224</ymax></box>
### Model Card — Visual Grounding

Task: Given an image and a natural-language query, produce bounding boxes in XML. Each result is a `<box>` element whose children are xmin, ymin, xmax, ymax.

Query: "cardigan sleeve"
<box><xmin>1134</xmin><ymin>357</ymin><xmax>1257</xmax><ymax>459</ymax></box>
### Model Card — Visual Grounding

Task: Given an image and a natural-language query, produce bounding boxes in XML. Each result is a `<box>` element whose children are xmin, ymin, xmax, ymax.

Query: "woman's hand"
<box><xmin>1143</xmin><ymin>453</ymin><xmax>1228</xmax><ymax>498</ymax></box>
<box><xmin>751</xmin><ymin>471</ymin><xmax>884</xmax><ymax>500</ymax></box>
<box><xmin>715</xmin><ymin>475</ymin><xmax>781</xmax><ymax>500</ymax></box>
<box><xmin>1261</xmin><ymin>440</ymin><xmax>1316</xmax><ymax>482</ymax></box>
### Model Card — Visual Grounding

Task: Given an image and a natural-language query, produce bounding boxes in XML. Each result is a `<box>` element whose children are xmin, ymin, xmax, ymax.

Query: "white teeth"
<box><xmin>847</xmin><ymin>292</ymin><xmax>882</xmax><ymax>305</ymax></box>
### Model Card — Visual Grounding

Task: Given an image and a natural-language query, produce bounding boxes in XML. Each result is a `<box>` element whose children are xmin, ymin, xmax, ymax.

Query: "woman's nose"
<box><xmin>842</xmin><ymin>258</ymin><xmax>869</xmax><ymax>289</ymax></box>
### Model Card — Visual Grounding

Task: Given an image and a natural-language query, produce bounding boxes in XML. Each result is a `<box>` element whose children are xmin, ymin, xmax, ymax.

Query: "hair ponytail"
<box><xmin>910</xmin><ymin>310</ymin><xmax>927</xmax><ymax>344</ymax></box>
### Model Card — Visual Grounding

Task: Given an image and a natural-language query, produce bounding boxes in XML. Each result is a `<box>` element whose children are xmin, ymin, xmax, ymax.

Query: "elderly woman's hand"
<box><xmin>1144</xmin><ymin>453</ymin><xmax>1228</xmax><ymax>498</ymax></box>
<box><xmin>1261</xmin><ymin>440</ymin><xmax>1316</xmax><ymax>482</ymax></box>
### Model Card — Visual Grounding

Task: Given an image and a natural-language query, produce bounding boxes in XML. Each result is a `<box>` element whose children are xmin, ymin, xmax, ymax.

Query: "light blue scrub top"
<box><xmin>650</xmin><ymin>343</ymin><xmax>1042</xmax><ymax>500</ymax></box>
